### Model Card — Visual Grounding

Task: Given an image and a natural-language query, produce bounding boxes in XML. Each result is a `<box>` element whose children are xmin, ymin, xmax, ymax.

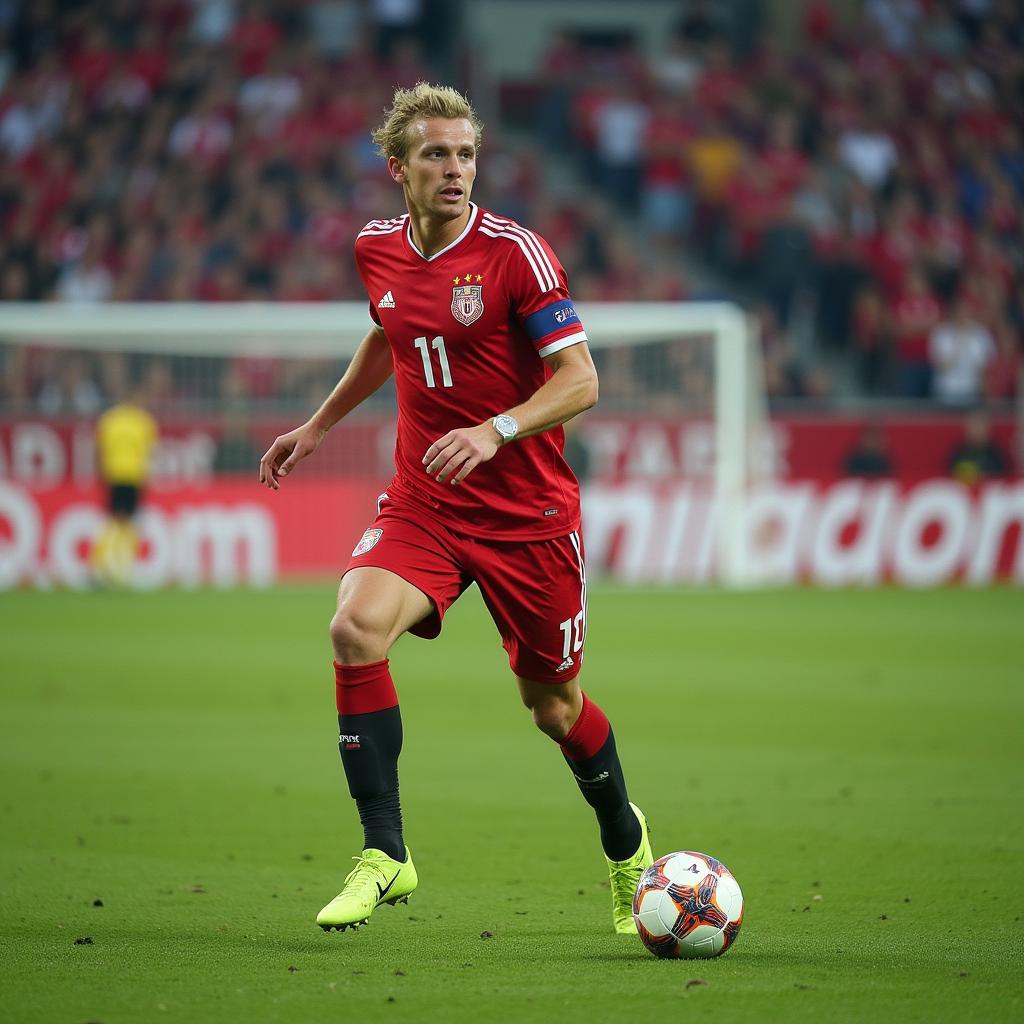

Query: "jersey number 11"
<box><xmin>414</xmin><ymin>335</ymin><xmax>453</xmax><ymax>388</ymax></box>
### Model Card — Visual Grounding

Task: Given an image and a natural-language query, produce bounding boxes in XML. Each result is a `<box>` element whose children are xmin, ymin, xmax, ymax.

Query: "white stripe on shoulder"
<box><xmin>358</xmin><ymin>223</ymin><xmax>405</xmax><ymax>238</ymax></box>
<box><xmin>481</xmin><ymin>218</ymin><xmax>561</xmax><ymax>292</ymax></box>
<box><xmin>479</xmin><ymin>225</ymin><xmax>548</xmax><ymax>292</ymax></box>
<box><xmin>481</xmin><ymin>214</ymin><xmax>556</xmax><ymax>273</ymax></box>
<box><xmin>358</xmin><ymin>215</ymin><xmax>408</xmax><ymax>237</ymax></box>
<box><xmin>501</xmin><ymin>225</ymin><xmax>558</xmax><ymax>291</ymax></box>
<box><xmin>364</xmin><ymin>216</ymin><xmax>406</xmax><ymax>228</ymax></box>
<box><xmin>481</xmin><ymin>215</ymin><xmax>558</xmax><ymax>291</ymax></box>
<box><xmin>537</xmin><ymin>330</ymin><xmax>588</xmax><ymax>358</ymax></box>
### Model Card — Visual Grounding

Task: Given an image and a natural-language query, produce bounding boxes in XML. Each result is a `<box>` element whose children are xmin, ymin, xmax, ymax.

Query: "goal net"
<box><xmin>0</xmin><ymin>301</ymin><xmax>769</xmax><ymax>588</ymax></box>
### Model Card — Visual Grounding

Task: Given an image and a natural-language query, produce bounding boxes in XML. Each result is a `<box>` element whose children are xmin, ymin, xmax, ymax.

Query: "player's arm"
<box><xmin>503</xmin><ymin>341</ymin><xmax>599</xmax><ymax>439</ymax></box>
<box><xmin>259</xmin><ymin>326</ymin><xmax>393</xmax><ymax>490</ymax></box>
<box><xmin>423</xmin><ymin>341</ymin><xmax>598</xmax><ymax>485</ymax></box>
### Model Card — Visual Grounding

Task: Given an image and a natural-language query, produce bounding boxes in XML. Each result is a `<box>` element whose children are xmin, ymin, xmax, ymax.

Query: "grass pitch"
<box><xmin>1</xmin><ymin>584</ymin><xmax>1022</xmax><ymax>1023</ymax></box>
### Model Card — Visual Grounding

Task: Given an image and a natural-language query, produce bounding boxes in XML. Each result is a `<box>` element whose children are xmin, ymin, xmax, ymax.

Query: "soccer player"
<box><xmin>92</xmin><ymin>388</ymin><xmax>158</xmax><ymax>586</ymax></box>
<box><xmin>259</xmin><ymin>83</ymin><xmax>652</xmax><ymax>935</ymax></box>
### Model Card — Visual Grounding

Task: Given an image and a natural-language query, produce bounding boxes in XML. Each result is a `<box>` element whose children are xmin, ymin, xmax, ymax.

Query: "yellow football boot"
<box><xmin>316</xmin><ymin>848</ymin><xmax>417</xmax><ymax>932</ymax></box>
<box><xmin>607</xmin><ymin>804</ymin><xmax>654</xmax><ymax>934</ymax></box>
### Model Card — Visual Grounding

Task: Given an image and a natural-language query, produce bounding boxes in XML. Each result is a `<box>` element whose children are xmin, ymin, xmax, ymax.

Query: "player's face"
<box><xmin>391</xmin><ymin>118</ymin><xmax>477</xmax><ymax>223</ymax></box>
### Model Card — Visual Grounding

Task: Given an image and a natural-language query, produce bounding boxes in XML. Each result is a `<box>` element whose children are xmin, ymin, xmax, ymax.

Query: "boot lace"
<box><xmin>342</xmin><ymin>854</ymin><xmax>392</xmax><ymax>900</ymax></box>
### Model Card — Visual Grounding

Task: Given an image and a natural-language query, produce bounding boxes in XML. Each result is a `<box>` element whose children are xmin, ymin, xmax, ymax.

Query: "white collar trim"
<box><xmin>407</xmin><ymin>203</ymin><xmax>478</xmax><ymax>261</ymax></box>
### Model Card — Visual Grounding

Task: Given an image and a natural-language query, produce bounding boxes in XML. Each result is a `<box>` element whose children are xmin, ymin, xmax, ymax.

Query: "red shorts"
<box><xmin>345</xmin><ymin>499</ymin><xmax>588</xmax><ymax>683</ymax></box>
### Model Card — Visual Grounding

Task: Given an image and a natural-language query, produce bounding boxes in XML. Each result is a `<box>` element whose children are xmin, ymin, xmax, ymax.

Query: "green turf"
<box><xmin>1</xmin><ymin>584</ymin><xmax>1022</xmax><ymax>1023</ymax></box>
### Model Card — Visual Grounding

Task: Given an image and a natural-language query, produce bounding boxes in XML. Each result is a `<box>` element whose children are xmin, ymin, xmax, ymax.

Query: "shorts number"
<box><xmin>559</xmin><ymin>609</ymin><xmax>586</xmax><ymax>659</ymax></box>
<box><xmin>414</xmin><ymin>335</ymin><xmax>453</xmax><ymax>388</ymax></box>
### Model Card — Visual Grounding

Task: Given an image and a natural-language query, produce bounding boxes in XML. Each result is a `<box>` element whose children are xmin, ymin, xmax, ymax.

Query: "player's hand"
<box><xmin>422</xmin><ymin>423</ymin><xmax>500</xmax><ymax>485</ymax></box>
<box><xmin>259</xmin><ymin>422</ymin><xmax>324</xmax><ymax>490</ymax></box>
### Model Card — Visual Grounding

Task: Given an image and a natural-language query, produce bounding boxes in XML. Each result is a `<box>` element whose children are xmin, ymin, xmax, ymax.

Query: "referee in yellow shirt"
<box><xmin>92</xmin><ymin>393</ymin><xmax>158</xmax><ymax>586</ymax></box>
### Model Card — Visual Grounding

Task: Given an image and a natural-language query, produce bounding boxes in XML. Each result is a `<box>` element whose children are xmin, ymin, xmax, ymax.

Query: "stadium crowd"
<box><xmin>0</xmin><ymin>0</ymin><xmax>1022</xmax><ymax>415</ymax></box>
<box><xmin>543</xmin><ymin>0</ymin><xmax>1023</xmax><ymax>404</ymax></box>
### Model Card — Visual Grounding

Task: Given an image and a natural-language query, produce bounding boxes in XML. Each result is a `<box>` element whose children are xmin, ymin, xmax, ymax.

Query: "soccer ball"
<box><xmin>632</xmin><ymin>851</ymin><xmax>744</xmax><ymax>959</ymax></box>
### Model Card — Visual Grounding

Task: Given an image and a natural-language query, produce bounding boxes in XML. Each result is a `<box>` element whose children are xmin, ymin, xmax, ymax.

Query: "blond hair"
<box><xmin>372</xmin><ymin>82</ymin><xmax>484</xmax><ymax>162</ymax></box>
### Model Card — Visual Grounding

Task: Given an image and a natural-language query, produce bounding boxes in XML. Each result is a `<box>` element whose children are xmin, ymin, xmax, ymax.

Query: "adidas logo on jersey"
<box><xmin>556</xmin><ymin>655</ymin><xmax>574</xmax><ymax>673</ymax></box>
<box><xmin>378</xmin><ymin>290</ymin><xmax>396</xmax><ymax>308</ymax></box>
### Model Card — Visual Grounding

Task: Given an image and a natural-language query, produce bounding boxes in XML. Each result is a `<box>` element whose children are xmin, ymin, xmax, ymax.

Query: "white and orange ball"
<box><xmin>632</xmin><ymin>851</ymin><xmax>744</xmax><ymax>959</ymax></box>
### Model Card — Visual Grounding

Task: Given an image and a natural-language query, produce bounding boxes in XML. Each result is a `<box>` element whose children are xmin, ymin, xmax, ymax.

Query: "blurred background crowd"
<box><xmin>0</xmin><ymin>0</ymin><xmax>1022</xmax><ymax>418</ymax></box>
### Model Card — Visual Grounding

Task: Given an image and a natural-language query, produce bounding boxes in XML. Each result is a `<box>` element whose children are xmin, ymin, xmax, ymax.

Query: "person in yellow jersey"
<box><xmin>91</xmin><ymin>388</ymin><xmax>158</xmax><ymax>586</ymax></box>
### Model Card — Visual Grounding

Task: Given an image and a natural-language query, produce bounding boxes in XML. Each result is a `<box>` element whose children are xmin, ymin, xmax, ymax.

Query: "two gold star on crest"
<box><xmin>452</xmin><ymin>273</ymin><xmax>483</xmax><ymax>285</ymax></box>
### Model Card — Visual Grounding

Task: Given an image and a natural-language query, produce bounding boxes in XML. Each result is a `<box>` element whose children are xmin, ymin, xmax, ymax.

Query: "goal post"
<box><xmin>0</xmin><ymin>300</ymin><xmax>766</xmax><ymax>587</ymax></box>
<box><xmin>579</xmin><ymin>302</ymin><xmax>762</xmax><ymax>587</ymax></box>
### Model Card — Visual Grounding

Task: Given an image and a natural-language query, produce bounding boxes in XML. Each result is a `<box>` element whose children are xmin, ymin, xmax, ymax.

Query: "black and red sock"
<box><xmin>334</xmin><ymin>659</ymin><xmax>405</xmax><ymax>861</ymax></box>
<box><xmin>560</xmin><ymin>694</ymin><xmax>642</xmax><ymax>861</ymax></box>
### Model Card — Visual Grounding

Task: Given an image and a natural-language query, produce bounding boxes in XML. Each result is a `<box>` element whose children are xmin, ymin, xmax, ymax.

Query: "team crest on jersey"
<box><xmin>451</xmin><ymin>284</ymin><xmax>484</xmax><ymax>325</ymax></box>
<box><xmin>352</xmin><ymin>528</ymin><xmax>383</xmax><ymax>556</ymax></box>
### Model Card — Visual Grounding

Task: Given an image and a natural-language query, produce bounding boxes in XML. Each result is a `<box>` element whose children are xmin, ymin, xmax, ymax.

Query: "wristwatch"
<box><xmin>491</xmin><ymin>414</ymin><xmax>519</xmax><ymax>444</ymax></box>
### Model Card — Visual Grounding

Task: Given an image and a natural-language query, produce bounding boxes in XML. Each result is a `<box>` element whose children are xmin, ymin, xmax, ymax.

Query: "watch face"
<box><xmin>494</xmin><ymin>415</ymin><xmax>518</xmax><ymax>439</ymax></box>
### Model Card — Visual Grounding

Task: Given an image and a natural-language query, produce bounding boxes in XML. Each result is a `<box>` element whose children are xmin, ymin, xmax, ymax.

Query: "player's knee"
<box><xmin>329</xmin><ymin>607</ymin><xmax>388</xmax><ymax>662</ymax></box>
<box><xmin>527</xmin><ymin>696</ymin><xmax>576</xmax><ymax>741</ymax></box>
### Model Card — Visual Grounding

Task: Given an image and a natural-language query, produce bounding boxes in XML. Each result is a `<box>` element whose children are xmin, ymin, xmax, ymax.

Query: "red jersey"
<box><xmin>353</xmin><ymin>203</ymin><xmax>588</xmax><ymax>541</ymax></box>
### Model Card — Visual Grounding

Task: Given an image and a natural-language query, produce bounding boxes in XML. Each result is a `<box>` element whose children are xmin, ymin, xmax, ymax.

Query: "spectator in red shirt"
<box><xmin>802</xmin><ymin>0</ymin><xmax>837</xmax><ymax>45</ymax></box>
<box><xmin>761</xmin><ymin>109</ymin><xmax>808</xmax><ymax>199</ymax></box>
<box><xmin>67</xmin><ymin>24</ymin><xmax>116</xmax><ymax>104</ymax></box>
<box><xmin>125</xmin><ymin>23</ymin><xmax>172</xmax><ymax>92</ymax></box>
<box><xmin>231</xmin><ymin>0</ymin><xmax>283</xmax><ymax>77</ymax></box>
<box><xmin>727</xmin><ymin>153</ymin><xmax>785</xmax><ymax>271</ymax></box>
<box><xmin>892</xmin><ymin>267</ymin><xmax>943</xmax><ymax>398</ymax></box>
<box><xmin>865</xmin><ymin>192</ymin><xmax>924</xmax><ymax>297</ymax></box>
<box><xmin>35</xmin><ymin>141</ymin><xmax>78</xmax><ymax>230</ymax></box>
<box><xmin>695</xmin><ymin>40</ymin><xmax>744</xmax><ymax>119</ymax></box>
<box><xmin>197</xmin><ymin>261</ymin><xmax>247</xmax><ymax>302</ymax></box>
<box><xmin>641</xmin><ymin>94</ymin><xmax>694</xmax><ymax>241</ymax></box>
<box><xmin>251</xmin><ymin>187</ymin><xmax>295</xmax><ymax>265</ymax></box>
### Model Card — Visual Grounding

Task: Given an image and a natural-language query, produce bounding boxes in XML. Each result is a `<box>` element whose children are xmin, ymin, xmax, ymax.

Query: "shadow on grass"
<box><xmin>19</xmin><ymin>921</ymin><xmax>796</xmax><ymax>972</ymax></box>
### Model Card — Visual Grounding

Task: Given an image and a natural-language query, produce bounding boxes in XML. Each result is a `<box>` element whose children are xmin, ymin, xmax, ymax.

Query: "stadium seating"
<box><xmin>0</xmin><ymin>0</ymin><xmax>1021</xmax><ymax>409</ymax></box>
